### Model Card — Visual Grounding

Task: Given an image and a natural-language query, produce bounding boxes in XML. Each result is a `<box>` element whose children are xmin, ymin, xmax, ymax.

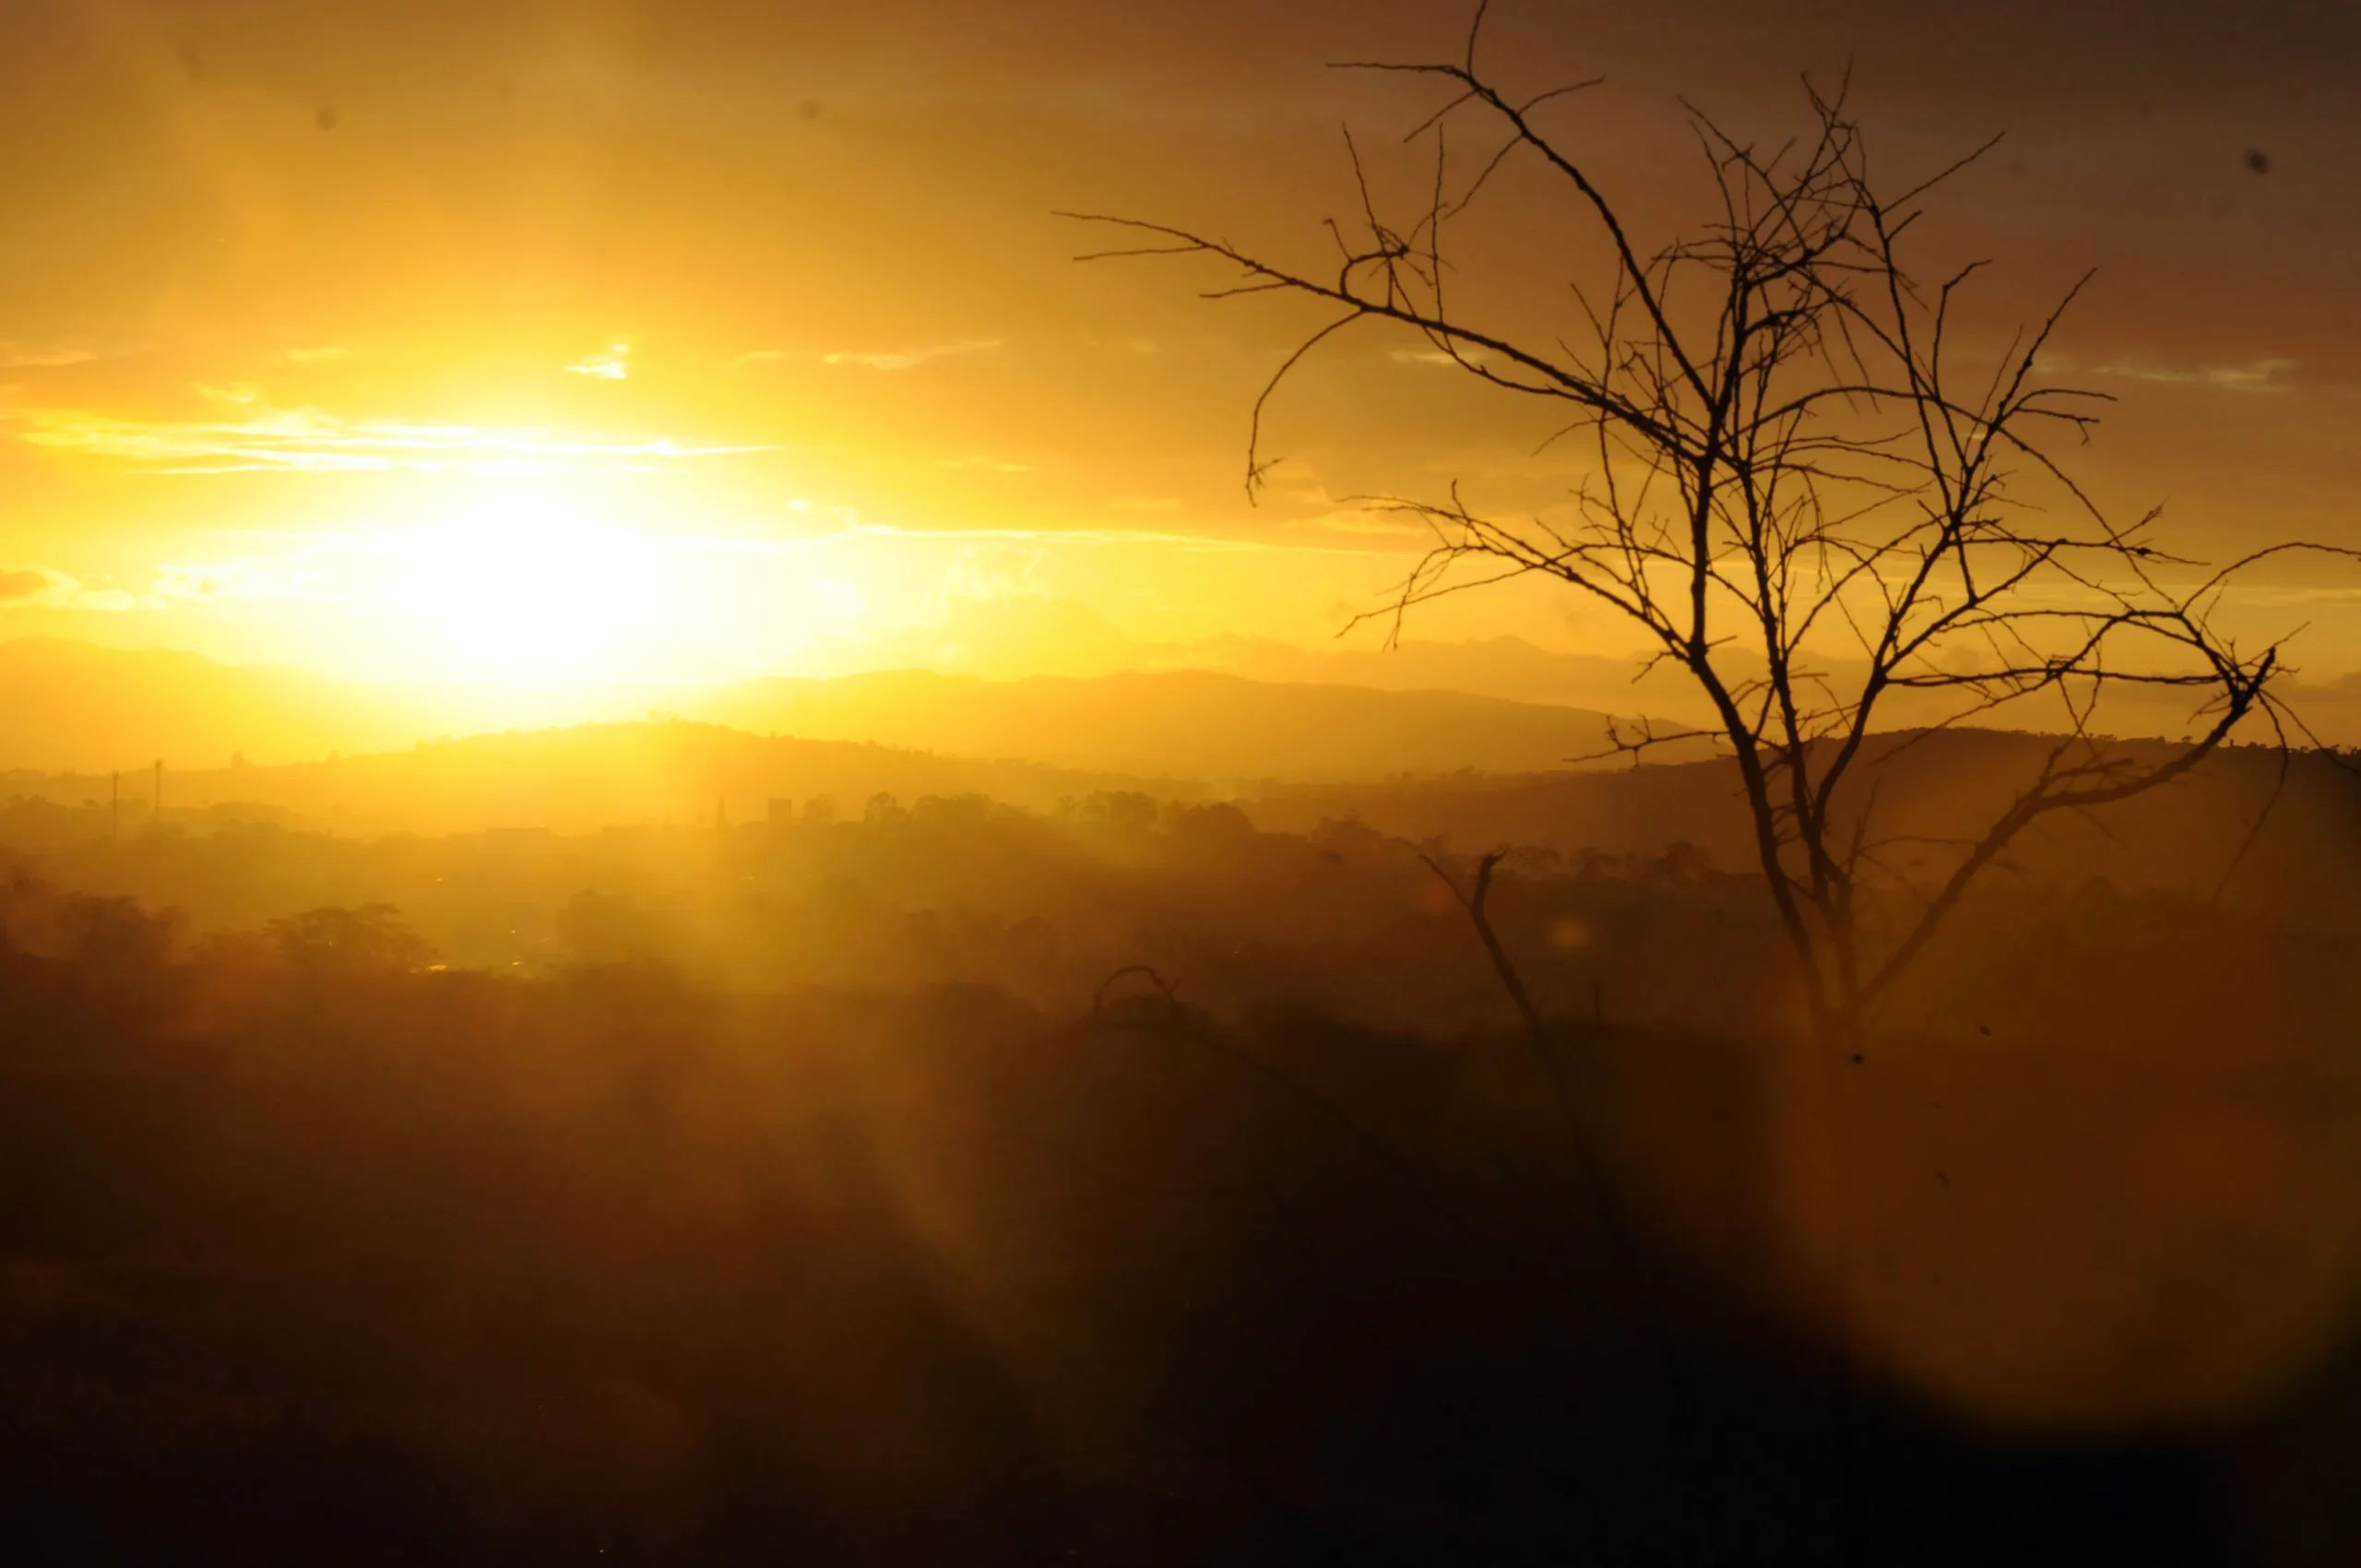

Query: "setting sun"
<box><xmin>360</xmin><ymin>487</ymin><xmax>680</xmax><ymax>692</ymax></box>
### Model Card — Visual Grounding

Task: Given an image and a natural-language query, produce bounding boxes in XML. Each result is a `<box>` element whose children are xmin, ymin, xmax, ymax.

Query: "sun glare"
<box><xmin>361</xmin><ymin>488</ymin><xmax>681</xmax><ymax>695</ymax></box>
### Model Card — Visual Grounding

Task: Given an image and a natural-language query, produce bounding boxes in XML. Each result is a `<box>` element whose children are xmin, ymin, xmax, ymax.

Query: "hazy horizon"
<box><xmin>14</xmin><ymin>630</ymin><xmax>2361</xmax><ymax>788</ymax></box>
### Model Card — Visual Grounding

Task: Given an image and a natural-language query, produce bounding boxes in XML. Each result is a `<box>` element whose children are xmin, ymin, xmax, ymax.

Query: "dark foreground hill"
<box><xmin>2</xmin><ymin>845</ymin><xmax>2358</xmax><ymax>1564</ymax></box>
<box><xmin>5</xmin><ymin>724</ymin><xmax>2361</xmax><ymax>1562</ymax></box>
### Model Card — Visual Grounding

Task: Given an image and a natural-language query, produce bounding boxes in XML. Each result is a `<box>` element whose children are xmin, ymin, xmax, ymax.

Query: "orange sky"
<box><xmin>1</xmin><ymin>0</ymin><xmax>2355</xmax><ymax>718</ymax></box>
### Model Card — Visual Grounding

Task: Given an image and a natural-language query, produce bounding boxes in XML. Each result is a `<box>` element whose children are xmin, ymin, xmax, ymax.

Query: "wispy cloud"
<box><xmin>285</xmin><ymin>346</ymin><xmax>352</xmax><ymax>363</ymax></box>
<box><xmin>728</xmin><ymin>349</ymin><xmax>786</xmax><ymax>370</ymax></box>
<box><xmin>1282</xmin><ymin>509</ymin><xmax>1430</xmax><ymax>540</ymax></box>
<box><xmin>151</xmin><ymin>558</ymin><xmax>328</xmax><ymax>602</ymax></box>
<box><xmin>0</xmin><ymin>567</ymin><xmax>54</xmax><ymax>602</ymax></box>
<box><xmin>565</xmin><ymin>343</ymin><xmax>632</xmax><ymax>381</ymax></box>
<box><xmin>823</xmin><ymin>339</ymin><xmax>1001</xmax><ymax>371</ymax></box>
<box><xmin>69</xmin><ymin>587</ymin><xmax>148</xmax><ymax>612</ymax></box>
<box><xmin>934</xmin><ymin>455</ymin><xmax>1032</xmax><ymax>474</ymax></box>
<box><xmin>1</xmin><ymin>346</ymin><xmax>101</xmax><ymax>369</ymax></box>
<box><xmin>16</xmin><ymin>403</ymin><xmax>769</xmax><ymax>476</ymax></box>
<box><xmin>1389</xmin><ymin>346</ymin><xmax>1488</xmax><ymax>368</ymax></box>
<box><xmin>819</xmin><ymin>521</ymin><xmax>1398</xmax><ymax>558</ymax></box>
<box><xmin>2094</xmin><ymin>356</ymin><xmax>2296</xmax><ymax>392</ymax></box>
<box><xmin>0</xmin><ymin>565</ymin><xmax>157</xmax><ymax>612</ymax></box>
<box><xmin>0</xmin><ymin>336</ymin><xmax>156</xmax><ymax>370</ymax></box>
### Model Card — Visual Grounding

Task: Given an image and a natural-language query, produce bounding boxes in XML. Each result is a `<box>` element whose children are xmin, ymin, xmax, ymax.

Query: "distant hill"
<box><xmin>1249</xmin><ymin>730</ymin><xmax>2361</xmax><ymax>929</ymax></box>
<box><xmin>0</xmin><ymin>637</ymin><xmax>1667</xmax><ymax>784</ymax></box>
<box><xmin>6</xmin><ymin>707</ymin><xmax>2354</xmax><ymax>930</ymax></box>
<box><xmin>9</xmin><ymin>635</ymin><xmax>2344</xmax><ymax>803</ymax></box>
<box><xmin>677</xmin><ymin>668</ymin><xmax>1663</xmax><ymax>784</ymax></box>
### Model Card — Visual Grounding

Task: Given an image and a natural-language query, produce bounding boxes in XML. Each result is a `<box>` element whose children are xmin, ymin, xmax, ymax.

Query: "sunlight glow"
<box><xmin>355</xmin><ymin>488</ymin><xmax>685</xmax><ymax>693</ymax></box>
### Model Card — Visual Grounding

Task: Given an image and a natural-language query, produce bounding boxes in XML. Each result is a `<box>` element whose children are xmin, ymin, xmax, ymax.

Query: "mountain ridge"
<box><xmin>0</xmin><ymin>636</ymin><xmax>1661</xmax><ymax>782</ymax></box>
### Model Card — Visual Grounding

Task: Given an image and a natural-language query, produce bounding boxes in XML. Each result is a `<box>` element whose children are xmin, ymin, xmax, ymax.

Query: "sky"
<box><xmin>0</xmin><ymin>0</ymin><xmax>2355</xmax><ymax>720</ymax></box>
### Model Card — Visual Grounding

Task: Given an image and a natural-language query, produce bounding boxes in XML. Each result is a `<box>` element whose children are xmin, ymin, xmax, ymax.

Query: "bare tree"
<box><xmin>1070</xmin><ymin>5</ymin><xmax>2344</xmax><ymax>1044</ymax></box>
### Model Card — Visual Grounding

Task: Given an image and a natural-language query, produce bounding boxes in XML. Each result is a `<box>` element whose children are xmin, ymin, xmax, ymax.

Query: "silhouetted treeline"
<box><xmin>6</xmin><ymin>788</ymin><xmax>2361</xmax><ymax>1560</ymax></box>
<box><xmin>2</xmin><ymin>791</ymin><xmax>1783</xmax><ymax>1037</ymax></box>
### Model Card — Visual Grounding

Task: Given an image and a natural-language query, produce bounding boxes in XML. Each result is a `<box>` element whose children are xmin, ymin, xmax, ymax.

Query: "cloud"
<box><xmin>71</xmin><ymin>588</ymin><xmax>147</xmax><ymax>612</ymax></box>
<box><xmin>286</xmin><ymin>346</ymin><xmax>352</xmax><ymax>363</ymax></box>
<box><xmin>943</xmin><ymin>543</ymin><xmax>1050</xmax><ymax>605</ymax></box>
<box><xmin>1389</xmin><ymin>346</ymin><xmax>1489</xmax><ymax>368</ymax></box>
<box><xmin>0</xmin><ymin>345</ymin><xmax>101</xmax><ymax>369</ymax></box>
<box><xmin>1282</xmin><ymin>508</ymin><xmax>1430</xmax><ymax>540</ymax></box>
<box><xmin>2094</xmin><ymin>356</ymin><xmax>2296</xmax><ymax>392</ymax></box>
<box><xmin>817</xmin><ymin>520</ymin><xmax>1395</xmax><ymax>558</ymax></box>
<box><xmin>151</xmin><ymin>559</ymin><xmax>326</xmax><ymax>602</ymax></box>
<box><xmin>15</xmin><ymin>403</ymin><xmax>768</xmax><ymax>476</ymax></box>
<box><xmin>0</xmin><ymin>338</ymin><xmax>150</xmax><ymax>370</ymax></box>
<box><xmin>934</xmin><ymin>455</ymin><xmax>1032</xmax><ymax>473</ymax></box>
<box><xmin>823</xmin><ymin>339</ymin><xmax>1001</xmax><ymax>371</ymax></box>
<box><xmin>728</xmin><ymin>349</ymin><xmax>786</xmax><ymax>369</ymax></box>
<box><xmin>0</xmin><ymin>566</ymin><xmax>160</xmax><ymax>612</ymax></box>
<box><xmin>0</xmin><ymin>567</ymin><xmax>54</xmax><ymax>602</ymax></box>
<box><xmin>565</xmin><ymin>343</ymin><xmax>631</xmax><ymax>381</ymax></box>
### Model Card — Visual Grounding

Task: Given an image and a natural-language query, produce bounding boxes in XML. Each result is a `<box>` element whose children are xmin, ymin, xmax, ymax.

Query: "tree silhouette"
<box><xmin>267</xmin><ymin>904</ymin><xmax>436</xmax><ymax>976</ymax></box>
<box><xmin>1071</xmin><ymin>5</ymin><xmax>2347</xmax><ymax>1043</ymax></box>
